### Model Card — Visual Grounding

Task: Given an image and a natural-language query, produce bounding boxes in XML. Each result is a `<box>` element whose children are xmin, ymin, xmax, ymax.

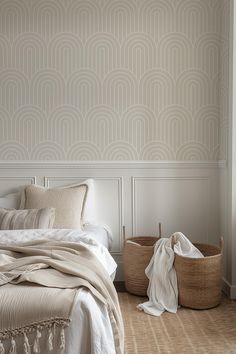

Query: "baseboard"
<box><xmin>222</xmin><ymin>277</ymin><xmax>236</xmax><ymax>299</ymax></box>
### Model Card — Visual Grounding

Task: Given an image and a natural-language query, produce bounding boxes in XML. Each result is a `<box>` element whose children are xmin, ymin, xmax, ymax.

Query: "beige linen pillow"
<box><xmin>20</xmin><ymin>184</ymin><xmax>88</xmax><ymax>229</ymax></box>
<box><xmin>0</xmin><ymin>208</ymin><xmax>55</xmax><ymax>230</ymax></box>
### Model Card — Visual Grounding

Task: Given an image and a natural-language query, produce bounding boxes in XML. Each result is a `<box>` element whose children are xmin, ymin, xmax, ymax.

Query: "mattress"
<box><xmin>0</xmin><ymin>228</ymin><xmax>119</xmax><ymax>354</ymax></box>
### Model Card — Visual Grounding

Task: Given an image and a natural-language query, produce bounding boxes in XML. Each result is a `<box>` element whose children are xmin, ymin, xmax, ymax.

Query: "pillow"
<box><xmin>20</xmin><ymin>184</ymin><xmax>88</xmax><ymax>229</ymax></box>
<box><xmin>0</xmin><ymin>208</ymin><xmax>55</xmax><ymax>230</ymax></box>
<box><xmin>65</xmin><ymin>179</ymin><xmax>97</xmax><ymax>225</ymax></box>
<box><xmin>0</xmin><ymin>192</ymin><xmax>21</xmax><ymax>209</ymax></box>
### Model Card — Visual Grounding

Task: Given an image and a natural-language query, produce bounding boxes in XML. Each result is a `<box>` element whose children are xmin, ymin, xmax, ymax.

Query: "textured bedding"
<box><xmin>0</xmin><ymin>229</ymin><xmax>123</xmax><ymax>354</ymax></box>
<box><xmin>0</xmin><ymin>227</ymin><xmax>115</xmax><ymax>272</ymax></box>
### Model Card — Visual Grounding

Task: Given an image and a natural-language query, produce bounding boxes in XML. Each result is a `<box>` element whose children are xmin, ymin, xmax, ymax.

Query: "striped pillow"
<box><xmin>0</xmin><ymin>208</ymin><xmax>55</xmax><ymax>230</ymax></box>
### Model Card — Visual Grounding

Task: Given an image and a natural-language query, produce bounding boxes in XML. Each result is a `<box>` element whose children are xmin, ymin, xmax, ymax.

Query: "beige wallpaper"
<box><xmin>219</xmin><ymin>0</ymin><xmax>230</xmax><ymax>161</ymax></box>
<box><xmin>0</xmin><ymin>0</ymin><xmax>229</xmax><ymax>160</ymax></box>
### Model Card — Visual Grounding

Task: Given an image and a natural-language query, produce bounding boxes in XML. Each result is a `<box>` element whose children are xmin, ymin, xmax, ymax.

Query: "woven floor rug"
<box><xmin>118</xmin><ymin>292</ymin><xmax>236</xmax><ymax>354</ymax></box>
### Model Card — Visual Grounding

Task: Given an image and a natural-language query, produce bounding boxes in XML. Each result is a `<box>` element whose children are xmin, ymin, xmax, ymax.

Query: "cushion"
<box><xmin>20</xmin><ymin>184</ymin><xmax>88</xmax><ymax>229</ymax></box>
<box><xmin>66</xmin><ymin>179</ymin><xmax>96</xmax><ymax>225</ymax></box>
<box><xmin>0</xmin><ymin>208</ymin><xmax>55</xmax><ymax>230</ymax></box>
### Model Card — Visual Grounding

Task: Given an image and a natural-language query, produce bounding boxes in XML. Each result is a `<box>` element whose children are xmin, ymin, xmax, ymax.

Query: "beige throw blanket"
<box><xmin>0</xmin><ymin>240</ymin><xmax>124</xmax><ymax>354</ymax></box>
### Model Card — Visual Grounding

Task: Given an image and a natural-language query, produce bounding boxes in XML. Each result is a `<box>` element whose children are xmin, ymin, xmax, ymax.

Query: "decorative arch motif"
<box><xmin>0</xmin><ymin>141</ymin><xmax>29</xmax><ymax>160</ymax></box>
<box><xmin>0</xmin><ymin>0</ymin><xmax>227</xmax><ymax>161</ymax></box>
<box><xmin>68</xmin><ymin>142</ymin><xmax>101</xmax><ymax>160</ymax></box>
<box><xmin>30</xmin><ymin>141</ymin><xmax>66</xmax><ymax>160</ymax></box>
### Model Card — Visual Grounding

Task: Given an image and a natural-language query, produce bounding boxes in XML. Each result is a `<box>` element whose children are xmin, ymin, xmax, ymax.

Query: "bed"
<box><xmin>0</xmin><ymin>180</ymin><xmax>124</xmax><ymax>354</ymax></box>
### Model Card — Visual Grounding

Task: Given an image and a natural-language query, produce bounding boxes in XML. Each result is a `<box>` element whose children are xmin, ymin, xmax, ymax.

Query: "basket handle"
<box><xmin>219</xmin><ymin>237</ymin><xmax>224</xmax><ymax>253</ymax></box>
<box><xmin>123</xmin><ymin>225</ymin><xmax>126</xmax><ymax>246</ymax></box>
<box><xmin>158</xmin><ymin>222</ymin><xmax>162</xmax><ymax>238</ymax></box>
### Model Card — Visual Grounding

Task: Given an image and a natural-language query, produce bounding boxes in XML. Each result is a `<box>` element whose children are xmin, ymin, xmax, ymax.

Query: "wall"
<box><xmin>0</xmin><ymin>0</ymin><xmax>234</xmax><ymax>294</ymax></box>
<box><xmin>0</xmin><ymin>0</ymin><xmax>223</xmax><ymax>160</ymax></box>
<box><xmin>220</xmin><ymin>0</ymin><xmax>236</xmax><ymax>298</ymax></box>
<box><xmin>220</xmin><ymin>0</ymin><xmax>230</xmax><ymax>161</ymax></box>
<box><xmin>0</xmin><ymin>160</ymin><xmax>221</xmax><ymax>280</ymax></box>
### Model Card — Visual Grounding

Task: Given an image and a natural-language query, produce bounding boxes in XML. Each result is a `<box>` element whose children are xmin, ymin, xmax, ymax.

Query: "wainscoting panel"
<box><xmin>132</xmin><ymin>177</ymin><xmax>210</xmax><ymax>243</ymax></box>
<box><xmin>0</xmin><ymin>161</ymin><xmax>220</xmax><ymax>280</ymax></box>
<box><xmin>0</xmin><ymin>176</ymin><xmax>36</xmax><ymax>195</ymax></box>
<box><xmin>45</xmin><ymin>175</ymin><xmax>124</xmax><ymax>253</ymax></box>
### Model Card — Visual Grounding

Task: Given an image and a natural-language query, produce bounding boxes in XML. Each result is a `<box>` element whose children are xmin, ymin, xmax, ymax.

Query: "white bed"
<box><xmin>0</xmin><ymin>180</ymin><xmax>124</xmax><ymax>354</ymax></box>
<box><xmin>0</xmin><ymin>227</ymin><xmax>119</xmax><ymax>354</ymax></box>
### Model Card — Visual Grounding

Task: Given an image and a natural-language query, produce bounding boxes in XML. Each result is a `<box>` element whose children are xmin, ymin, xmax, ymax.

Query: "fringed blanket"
<box><xmin>0</xmin><ymin>240</ymin><xmax>124</xmax><ymax>354</ymax></box>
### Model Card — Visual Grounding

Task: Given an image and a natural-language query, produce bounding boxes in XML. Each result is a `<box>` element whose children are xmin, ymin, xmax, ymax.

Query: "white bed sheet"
<box><xmin>0</xmin><ymin>223</ymin><xmax>113</xmax><ymax>250</ymax></box>
<box><xmin>67</xmin><ymin>289</ymin><xmax>116</xmax><ymax>354</ymax></box>
<box><xmin>83</xmin><ymin>223</ymin><xmax>113</xmax><ymax>250</ymax></box>
<box><xmin>0</xmin><ymin>228</ymin><xmax>118</xmax><ymax>354</ymax></box>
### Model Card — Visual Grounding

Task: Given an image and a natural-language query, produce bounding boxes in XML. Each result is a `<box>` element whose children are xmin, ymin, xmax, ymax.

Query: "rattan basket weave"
<box><xmin>123</xmin><ymin>236</ymin><xmax>160</xmax><ymax>296</ymax></box>
<box><xmin>174</xmin><ymin>239</ymin><xmax>223</xmax><ymax>309</ymax></box>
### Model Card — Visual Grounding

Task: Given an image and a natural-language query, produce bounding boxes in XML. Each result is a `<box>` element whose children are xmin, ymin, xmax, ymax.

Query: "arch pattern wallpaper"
<box><xmin>0</xmin><ymin>0</ymin><xmax>229</xmax><ymax>160</ymax></box>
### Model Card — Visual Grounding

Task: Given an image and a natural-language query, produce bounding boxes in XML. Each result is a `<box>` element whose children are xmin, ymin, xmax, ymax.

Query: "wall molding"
<box><xmin>0</xmin><ymin>160</ymin><xmax>227</xmax><ymax>170</ymax></box>
<box><xmin>44</xmin><ymin>175</ymin><xmax>124</xmax><ymax>253</ymax></box>
<box><xmin>131</xmin><ymin>176</ymin><xmax>211</xmax><ymax>240</ymax></box>
<box><xmin>0</xmin><ymin>160</ymin><xmax>222</xmax><ymax>282</ymax></box>
<box><xmin>0</xmin><ymin>176</ymin><xmax>36</xmax><ymax>184</ymax></box>
<box><xmin>222</xmin><ymin>277</ymin><xmax>236</xmax><ymax>299</ymax></box>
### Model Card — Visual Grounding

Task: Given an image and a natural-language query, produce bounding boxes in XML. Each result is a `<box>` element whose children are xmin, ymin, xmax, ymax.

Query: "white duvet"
<box><xmin>0</xmin><ymin>228</ymin><xmax>118</xmax><ymax>354</ymax></box>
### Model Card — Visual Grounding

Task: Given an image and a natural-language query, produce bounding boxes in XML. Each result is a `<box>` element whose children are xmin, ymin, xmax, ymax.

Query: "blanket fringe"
<box><xmin>0</xmin><ymin>319</ymin><xmax>70</xmax><ymax>354</ymax></box>
<box><xmin>59</xmin><ymin>327</ymin><xmax>65</xmax><ymax>349</ymax></box>
<box><xmin>33</xmin><ymin>328</ymin><xmax>41</xmax><ymax>354</ymax></box>
<box><xmin>9</xmin><ymin>338</ymin><xmax>16</xmax><ymax>354</ymax></box>
<box><xmin>48</xmin><ymin>327</ymin><xmax>53</xmax><ymax>351</ymax></box>
<box><xmin>23</xmin><ymin>333</ymin><xmax>31</xmax><ymax>354</ymax></box>
<box><xmin>0</xmin><ymin>340</ymin><xmax>5</xmax><ymax>354</ymax></box>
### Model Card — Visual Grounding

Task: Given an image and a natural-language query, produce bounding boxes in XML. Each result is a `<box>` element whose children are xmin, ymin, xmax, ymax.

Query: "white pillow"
<box><xmin>0</xmin><ymin>192</ymin><xmax>21</xmax><ymax>209</ymax></box>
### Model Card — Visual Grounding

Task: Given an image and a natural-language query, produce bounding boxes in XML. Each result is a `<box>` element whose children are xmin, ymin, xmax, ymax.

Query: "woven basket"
<box><xmin>174</xmin><ymin>239</ymin><xmax>223</xmax><ymax>310</ymax></box>
<box><xmin>123</xmin><ymin>236</ymin><xmax>160</xmax><ymax>296</ymax></box>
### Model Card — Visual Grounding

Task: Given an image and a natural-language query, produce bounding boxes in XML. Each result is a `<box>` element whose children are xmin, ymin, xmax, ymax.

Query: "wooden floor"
<box><xmin>118</xmin><ymin>292</ymin><xmax>236</xmax><ymax>354</ymax></box>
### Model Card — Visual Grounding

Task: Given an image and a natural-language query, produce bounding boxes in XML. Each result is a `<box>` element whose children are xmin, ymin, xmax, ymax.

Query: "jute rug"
<box><xmin>118</xmin><ymin>292</ymin><xmax>236</xmax><ymax>354</ymax></box>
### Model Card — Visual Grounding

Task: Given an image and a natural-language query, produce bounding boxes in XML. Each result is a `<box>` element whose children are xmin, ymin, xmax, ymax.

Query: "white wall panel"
<box><xmin>45</xmin><ymin>176</ymin><xmax>124</xmax><ymax>253</ymax></box>
<box><xmin>0</xmin><ymin>161</ymin><xmax>221</xmax><ymax>281</ymax></box>
<box><xmin>0</xmin><ymin>177</ymin><xmax>35</xmax><ymax>195</ymax></box>
<box><xmin>132</xmin><ymin>177</ymin><xmax>210</xmax><ymax>243</ymax></box>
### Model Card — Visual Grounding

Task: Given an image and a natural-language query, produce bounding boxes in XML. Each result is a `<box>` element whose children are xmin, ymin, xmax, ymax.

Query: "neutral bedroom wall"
<box><xmin>0</xmin><ymin>0</ymin><xmax>226</xmax><ymax>161</ymax></box>
<box><xmin>0</xmin><ymin>0</ymin><xmax>234</xmax><ymax>293</ymax></box>
<box><xmin>220</xmin><ymin>0</ymin><xmax>236</xmax><ymax>298</ymax></box>
<box><xmin>219</xmin><ymin>0</ymin><xmax>230</xmax><ymax>161</ymax></box>
<box><xmin>217</xmin><ymin>0</ymin><xmax>233</xmax><ymax>293</ymax></box>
